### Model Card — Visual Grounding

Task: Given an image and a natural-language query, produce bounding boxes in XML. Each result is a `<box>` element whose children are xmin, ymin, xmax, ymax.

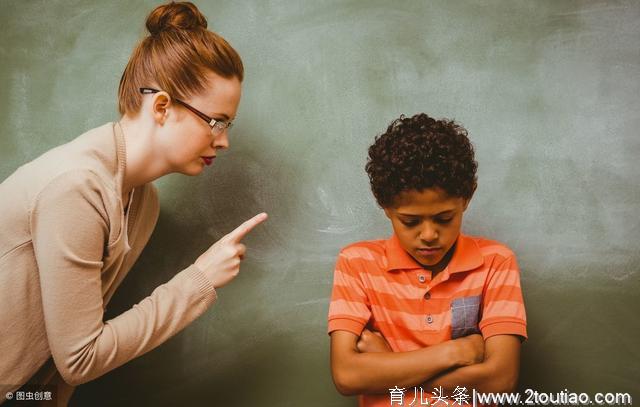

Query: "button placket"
<box><xmin>424</xmin><ymin>285</ymin><xmax>433</xmax><ymax>325</ymax></box>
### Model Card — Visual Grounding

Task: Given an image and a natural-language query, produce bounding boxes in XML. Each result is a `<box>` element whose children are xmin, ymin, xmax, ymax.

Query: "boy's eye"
<box><xmin>435</xmin><ymin>217</ymin><xmax>453</xmax><ymax>224</ymax></box>
<box><xmin>401</xmin><ymin>219</ymin><xmax>420</xmax><ymax>227</ymax></box>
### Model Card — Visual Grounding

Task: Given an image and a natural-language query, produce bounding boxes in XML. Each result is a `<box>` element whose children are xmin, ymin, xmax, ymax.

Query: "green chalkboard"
<box><xmin>1</xmin><ymin>1</ymin><xmax>638</xmax><ymax>405</ymax></box>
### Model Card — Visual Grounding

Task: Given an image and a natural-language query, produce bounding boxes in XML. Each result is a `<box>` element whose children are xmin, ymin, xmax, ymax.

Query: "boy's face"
<box><xmin>384</xmin><ymin>187</ymin><xmax>469</xmax><ymax>271</ymax></box>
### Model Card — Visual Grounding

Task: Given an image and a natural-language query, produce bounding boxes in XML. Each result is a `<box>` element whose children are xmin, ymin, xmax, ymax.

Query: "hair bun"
<box><xmin>146</xmin><ymin>1</ymin><xmax>208</xmax><ymax>36</ymax></box>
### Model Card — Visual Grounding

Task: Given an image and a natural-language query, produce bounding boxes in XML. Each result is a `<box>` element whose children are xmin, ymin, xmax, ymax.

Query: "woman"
<box><xmin>0</xmin><ymin>2</ymin><xmax>266</xmax><ymax>404</ymax></box>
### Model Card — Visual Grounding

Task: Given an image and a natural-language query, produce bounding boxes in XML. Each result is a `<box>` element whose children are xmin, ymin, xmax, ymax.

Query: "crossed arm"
<box><xmin>330</xmin><ymin>329</ymin><xmax>520</xmax><ymax>396</ymax></box>
<box><xmin>425</xmin><ymin>334</ymin><xmax>521</xmax><ymax>393</ymax></box>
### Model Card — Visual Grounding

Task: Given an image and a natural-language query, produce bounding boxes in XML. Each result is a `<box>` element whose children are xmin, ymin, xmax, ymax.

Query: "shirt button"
<box><xmin>418</xmin><ymin>275</ymin><xmax>426</xmax><ymax>283</ymax></box>
<box><xmin>424</xmin><ymin>292</ymin><xmax>431</xmax><ymax>300</ymax></box>
<box><xmin>426</xmin><ymin>315</ymin><xmax>433</xmax><ymax>324</ymax></box>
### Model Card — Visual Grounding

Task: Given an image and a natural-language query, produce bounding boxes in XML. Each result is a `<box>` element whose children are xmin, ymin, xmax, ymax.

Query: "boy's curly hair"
<box><xmin>365</xmin><ymin>113</ymin><xmax>478</xmax><ymax>208</ymax></box>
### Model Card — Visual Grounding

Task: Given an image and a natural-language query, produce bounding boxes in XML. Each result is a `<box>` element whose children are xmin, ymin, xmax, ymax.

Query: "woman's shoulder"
<box><xmin>38</xmin><ymin>122</ymin><xmax>117</xmax><ymax>176</ymax></box>
<box><xmin>6</xmin><ymin>123</ymin><xmax>117</xmax><ymax>188</ymax></box>
<box><xmin>1</xmin><ymin>123</ymin><xmax>122</xmax><ymax>218</ymax></box>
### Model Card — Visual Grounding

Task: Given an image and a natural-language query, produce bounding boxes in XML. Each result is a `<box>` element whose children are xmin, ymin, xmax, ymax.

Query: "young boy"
<box><xmin>328</xmin><ymin>113</ymin><xmax>527</xmax><ymax>406</ymax></box>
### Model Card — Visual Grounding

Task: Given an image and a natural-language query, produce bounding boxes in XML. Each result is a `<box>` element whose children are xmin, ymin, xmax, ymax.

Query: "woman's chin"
<box><xmin>178</xmin><ymin>162</ymin><xmax>207</xmax><ymax>176</ymax></box>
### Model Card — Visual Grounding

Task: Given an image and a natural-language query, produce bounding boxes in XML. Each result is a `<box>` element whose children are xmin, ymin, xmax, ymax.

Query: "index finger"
<box><xmin>226</xmin><ymin>212</ymin><xmax>268</xmax><ymax>242</ymax></box>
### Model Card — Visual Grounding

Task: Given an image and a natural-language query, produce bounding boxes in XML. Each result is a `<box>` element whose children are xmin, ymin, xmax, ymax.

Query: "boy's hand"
<box><xmin>454</xmin><ymin>333</ymin><xmax>485</xmax><ymax>366</ymax></box>
<box><xmin>194</xmin><ymin>213</ymin><xmax>268</xmax><ymax>288</ymax></box>
<box><xmin>356</xmin><ymin>329</ymin><xmax>392</xmax><ymax>353</ymax></box>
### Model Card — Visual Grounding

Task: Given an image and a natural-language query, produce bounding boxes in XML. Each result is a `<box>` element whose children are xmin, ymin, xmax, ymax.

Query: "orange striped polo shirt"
<box><xmin>327</xmin><ymin>232</ymin><xmax>527</xmax><ymax>406</ymax></box>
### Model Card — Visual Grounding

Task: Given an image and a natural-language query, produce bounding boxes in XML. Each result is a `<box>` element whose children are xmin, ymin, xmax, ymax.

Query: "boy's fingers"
<box><xmin>226</xmin><ymin>213</ymin><xmax>268</xmax><ymax>242</ymax></box>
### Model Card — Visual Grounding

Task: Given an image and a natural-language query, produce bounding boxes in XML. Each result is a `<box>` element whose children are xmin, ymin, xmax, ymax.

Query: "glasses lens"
<box><xmin>212</xmin><ymin>121</ymin><xmax>231</xmax><ymax>135</ymax></box>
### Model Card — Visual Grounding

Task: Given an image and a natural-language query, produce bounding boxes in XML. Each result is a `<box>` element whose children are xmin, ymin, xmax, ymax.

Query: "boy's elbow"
<box><xmin>334</xmin><ymin>380</ymin><xmax>356</xmax><ymax>396</ymax></box>
<box><xmin>495</xmin><ymin>373</ymin><xmax>518</xmax><ymax>393</ymax></box>
<box><xmin>482</xmin><ymin>365</ymin><xmax>518</xmax><ymax>393</ymax></box>
<box><xmin>494</xmin><ymin>364</ymin><xmax>519</xmax><ymax>393</ymax></box>
<box><xmin>331</xmin><ymin>364</ymin><xmax>362</xmax><ymax>396</ymax></box>
<box><xmin>487</xmin><ymin>379</ymin><xmax>517</xmax><ymax>394</ymax></box>
<box><xmin>330</xmin><ymin>331</ymin><xmax>372</xmax><ymax>396</ymax></box>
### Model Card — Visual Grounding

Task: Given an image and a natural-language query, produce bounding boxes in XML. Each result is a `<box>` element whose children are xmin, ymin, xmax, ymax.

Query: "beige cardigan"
<box><xmin>0</xmin><ymin>122</ymin><xmax>217</xmax><ymax>404</ymax></box>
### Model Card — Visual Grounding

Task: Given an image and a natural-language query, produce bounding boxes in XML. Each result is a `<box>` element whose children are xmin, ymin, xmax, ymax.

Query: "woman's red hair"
<box><xmin>118</xmin><ymin>1</ymin><xmax>243</xmax><ymax>116</ymax></box>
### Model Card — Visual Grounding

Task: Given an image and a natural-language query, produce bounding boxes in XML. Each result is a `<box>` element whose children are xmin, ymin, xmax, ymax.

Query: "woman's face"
<box><xmin>159</xmin><ymin>72</ymin><xmax>242</xmax><ymax>176</ymax></box>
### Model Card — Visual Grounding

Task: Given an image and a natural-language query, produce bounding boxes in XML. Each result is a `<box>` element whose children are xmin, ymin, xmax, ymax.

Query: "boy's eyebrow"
<box><xmin>397</xmin><ymin>209</ymin><xmax>455</xmax><ymax>217</ymax></box>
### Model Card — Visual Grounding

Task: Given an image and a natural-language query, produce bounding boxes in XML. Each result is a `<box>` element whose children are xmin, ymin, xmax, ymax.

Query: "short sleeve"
<box><xmin>327</xmin><ymin>249</ymin><xmax>371</xmax><ymax>336</ymax></box>
<box><xmin>478</xmin><ymin>254</ymin><xmax>527</xmax><ymax>340</ymax></box>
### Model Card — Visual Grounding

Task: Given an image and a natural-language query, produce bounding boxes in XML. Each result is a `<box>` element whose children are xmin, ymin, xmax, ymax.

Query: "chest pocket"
<box><xmin>451</xmin><ymin>295</ymin><xmax>481</xmax><ymax>339</ymax></box>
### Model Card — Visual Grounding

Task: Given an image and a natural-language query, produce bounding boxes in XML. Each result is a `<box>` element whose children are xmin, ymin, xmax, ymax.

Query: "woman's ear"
<box><xmin>151</xmin><ymin>92</ymin><xmax>172</xmax><ymax>125</ymax></box>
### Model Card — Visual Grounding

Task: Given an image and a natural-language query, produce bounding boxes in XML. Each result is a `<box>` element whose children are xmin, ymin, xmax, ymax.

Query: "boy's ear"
<box><xmin>462</xmin><ymin>198</ymin><xmax>471</xmax><ymax>211</ymax></box>
<box><xmin>383</xmin><ymin>208</ymin><xmax>392</xmax><ymax>219</ymax></box>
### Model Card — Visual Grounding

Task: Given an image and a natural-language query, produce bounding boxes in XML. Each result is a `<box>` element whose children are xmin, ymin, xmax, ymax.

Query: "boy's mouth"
<box><xmin>416</xmin><ymin>247</ymin><xmax>441</xmax><ymax>255</ymax></box>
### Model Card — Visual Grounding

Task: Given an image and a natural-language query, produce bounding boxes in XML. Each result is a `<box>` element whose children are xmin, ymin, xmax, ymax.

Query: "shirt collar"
<box><xmin>113</xmin><ymin>121</ymin><xmax>127</xmax><ymax>198</ymax></box>
<box><xmin>384</xmin><ymin>233</ymin><xmax>483</xmax><ymax>274</ymax></box>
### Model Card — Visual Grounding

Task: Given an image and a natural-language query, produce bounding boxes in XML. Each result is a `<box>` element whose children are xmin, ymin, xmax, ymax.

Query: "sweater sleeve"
<box><xmin>30</xmin><ymin>171</ymin><xmax>217</xmax><ymax>386</ymax></box>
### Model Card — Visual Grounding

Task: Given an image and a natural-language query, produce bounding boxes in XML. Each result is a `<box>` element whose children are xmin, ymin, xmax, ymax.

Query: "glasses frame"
<box><xmin>139</xmin><ymin>87</ymin><xmax>233</xmax><ymax>135</ymax></box>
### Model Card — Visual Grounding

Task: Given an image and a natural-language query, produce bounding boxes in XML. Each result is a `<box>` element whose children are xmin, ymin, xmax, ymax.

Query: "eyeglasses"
<box><xmin>140</xmin><ymin>87</ymin><xmax>233</xmax><ymax>135</ymax></box>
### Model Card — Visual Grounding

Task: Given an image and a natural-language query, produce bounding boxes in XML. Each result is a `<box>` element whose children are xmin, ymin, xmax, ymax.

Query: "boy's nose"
<box><xmin>419</xmin><ymin>224</ymin><xmax>438</xmax><ymax>243</ymax></box>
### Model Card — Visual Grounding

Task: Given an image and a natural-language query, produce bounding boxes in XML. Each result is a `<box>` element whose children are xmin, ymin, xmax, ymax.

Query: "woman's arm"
<box><xmin>31</xmin><ymin>171</ymin><xmax>217</xmax><ymax>385</ymax></box>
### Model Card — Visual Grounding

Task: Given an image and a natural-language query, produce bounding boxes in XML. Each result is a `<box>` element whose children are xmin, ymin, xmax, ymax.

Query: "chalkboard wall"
<box><xmin>1</xmin><ymin>1</ymin><xmax>638</xmax><ymax>405</ymax></box>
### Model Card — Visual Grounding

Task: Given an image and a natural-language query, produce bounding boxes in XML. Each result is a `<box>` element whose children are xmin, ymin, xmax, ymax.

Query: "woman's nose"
<box><xmin>213</xmin><ymin>131</ymin><xmax>229</xmax><ymax>149</ymax></box>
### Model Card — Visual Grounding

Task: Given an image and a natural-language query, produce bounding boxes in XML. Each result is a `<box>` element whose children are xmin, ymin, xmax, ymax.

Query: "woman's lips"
<box><xmin>201</xmin><ymin>156</ymin><xmax>215</xmax><ymax>166</ymax></box>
